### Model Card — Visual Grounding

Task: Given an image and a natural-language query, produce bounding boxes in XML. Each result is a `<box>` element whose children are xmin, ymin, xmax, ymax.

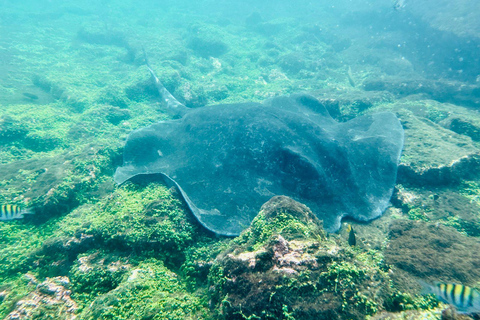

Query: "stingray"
<box><xmin>114</xmin><ymin>60</ymin><xmax>404</xmax><ymax>236</ymax></box>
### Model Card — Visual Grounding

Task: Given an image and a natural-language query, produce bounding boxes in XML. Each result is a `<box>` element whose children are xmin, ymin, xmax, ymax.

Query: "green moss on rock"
<box><xmin>81</xmin><ymin>182</ymin><xmax>199</xmax><ymax>258</ymax></box>
<box><xmin>208</xmin><ymin>196</ymin><xmax>398</xmax><ymax>320</ymax></box>
<box><xmin>29</xmin><ymin>181</ymin><xmax>201</xmax><ymax>277</ymax></box>
<box><xmin>80</xmin><ymin>259</ymin><xmax>208</xmax><ymax>320</ymax></box>
<box><xmin>392</xmin><ymin>184</ymin><xmax>480</xmax><ymax>237</ymax></box>
<box><xmin>0</xmin><ymin>115</ymin><xmax>28</xmax><ymax>144</ymax></box>
<box><xmin>235</xmin><ymin>195</ymin><xmax>326</xmax><ymax>251</ymax></box>
<box><xmin>3</xmin><ymin>275</ymin><xmax>78</xmax><ymax>320</ymax></box>
<box><xmin>69</xmin><ymin>250</ymin><xmax>129</xmax><ymax>300</ymax></box>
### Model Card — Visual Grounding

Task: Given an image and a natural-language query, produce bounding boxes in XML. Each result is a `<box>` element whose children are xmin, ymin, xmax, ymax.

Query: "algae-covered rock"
<box><xmin>97</xmin><ymin>86</ymin><xmax>130</xmax><ymax>109</ymax></box>
<box><xmin>0</xmin><ymin>115</ymin><xmax>29</xmax><ymax>145</ymax></box>
<box><xmin>392</xmin><ymin>184</ymin><xmax>480</xmax><ymax>237</ymax></box>
<box><xmin>371</xmin><ymin>99</ymin><xmax>480</xmax><ymax>186</ymax></box>
<box><xmin>0</xmin><ymin>145</ymin><xmax>116</xmax><ymax>220</ymax></box>
<box><xmin>396</xmin><ymin>110</ymin><xmax>480</xmax><ymax>186</ymax></box>
<box><xmin>88</xmin><ymin>105</ymin><xmax>131</xmax><ymax>125</ymax></box>
<box><xmin>80</xmin><ymin>182</ymin><xmax>200</xmax><ymax>257</ymax></box>
<box><xmin>389</xmin><ymin>97</ymin><xmax>480</xmax><ymax>141</ymax></box>
<box><xmin>69</xmin><ymin>250</ymin><xmax>130</xmax><ymax>300</ymax></box>
<box><xmin>75</xmin><ymin>27</ymin><xmax>136</xmax><ymax>64</ymax></box>
<box><xmin>441</xmin><ymin>306</ymin><xmax>477</xmax><ymax>320</ymax></box>
<box><xmin>238</xmin><ymin>195</ymin><xmax>326</xmax><ymax>247</ymax></box>
<box><xmin>5</xmin><ymin>275</ymin><xmax>78</xmax><ymax>320</ymax></box>
<box><xmin>80</xmin><ymin>259</ymin><xmax>208</xmax><ymax>320</ymax></box>
<box><xmin>187</xmin><ymin>25</ymin><xmax>228</xmax><ymax>58</ymax></box>
<box><xmin>312</xmin><ymin>89</ymin><xmax>395</xmax><ymax>120</ymax></box>
<box><xmin>0</xmin><ymin>178</ymin><xmax>212</xmax><ymax>319</ymax></box>
<box><xmin>440</xmin><ymin>115</ymin><xmax>480</xmax><ymax>142</ymax></box>
<box><xmin>385</xmin><ymin>220</ymin><xmax>480</xmax><ymax>284</ymax></box>
<box><xmin>278</xmin><ymin>52</ymin><xmax>307</xmax><ymax>74</ymax></box>
<box><xmin>32</xmin><ymin>74</ymin><xmax>87</xmax><ymax>113</ymax></box>
<box><xmin>369</xmin><ymin>308</ymin><xmax>444</xmax><ymax>320</ymax></box>
<box><xmin>208</xmin><ymin>196</ymin><xmax>396</xmax><ymax>320</ymax></box>
<box><xmin>363</xmin><ymin>79</ymin><xmax>480</xmax><ymax>108</ymax></box>
<box><xmin>0</xmin><ymin>113</ymin><xmax>66</xmax><ymax>152</ymax></box>
<box><xmin>29</xmin><ymin>181</ymin><xmax>201</xmax><ymax>279</ymax></box>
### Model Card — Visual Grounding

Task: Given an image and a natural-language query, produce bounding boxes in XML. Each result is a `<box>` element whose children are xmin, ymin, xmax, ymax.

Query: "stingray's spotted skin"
<box><xmin>115</xmin><ymin>92</ymin><xmax>404</xmax><ymax>236</ymax></box>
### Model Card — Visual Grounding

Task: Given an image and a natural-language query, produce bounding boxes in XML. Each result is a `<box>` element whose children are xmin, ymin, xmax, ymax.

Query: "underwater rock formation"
<box><xmin>0</xmin><ymin>146</ymin><xmax>115</xmax><ymax>221</ymax></box>
<box><xmin>5</xmin><ymin>275</ymin><xmax>78</xmax><ymax>320</ymax></box>
<box><xmin>208</xmin><ymin>196</ymin><xmax>396</xmax><ymax>320</ymax></box>
<box><xmin>406</xmin><ymin>0</ymin><xmax>480</xmax><ymax>39</ymax></box>
<box><xmin>80</xmin><ymin>259</ymin><xmax>207</xmax><ymax>319</ymax></box>
<box><xmin>364</xmin><ymin>79</ymin><xmax>480</xmax><ymax>108</ymax></box>
<box><xmin>385</xmin><ymin>220</ymin><xmax>480</xmax><ymax>284</ymax></box>
<box><xmin>392</xmin><ymin>185</ymin><xmax>480</xmax><ymax>237</ymax></box>
<box><xmin>441</xmin><ymin>306</ymin><xmax>477</xmax><ymax>320</ymax></box>
<box><xmin>395</xmin><ymin>110</ymin><xmax>480</xmax><ymax>186</ymax></box>
<box><xmin>0</xmin><ymin>115</ymin><xmax>29</xmax><ymax>145</ymax></box>
<box><xmin>186</xmin><ymin>25</ymin><xmax>228</xmax><ymax>58</ymax></box>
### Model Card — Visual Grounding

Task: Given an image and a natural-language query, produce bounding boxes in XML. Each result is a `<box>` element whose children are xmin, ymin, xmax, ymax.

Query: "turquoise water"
<box><xmin>1</xmin><ymin>0</ymin><xmax>480</xmax><ymax>319</ymax></box>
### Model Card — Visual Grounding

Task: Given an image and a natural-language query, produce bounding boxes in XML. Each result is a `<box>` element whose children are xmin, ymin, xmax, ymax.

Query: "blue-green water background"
<box><xmin>1</xmin><ymin>0</ymin><xmax>479</xmax><ymax>108</ymax></box>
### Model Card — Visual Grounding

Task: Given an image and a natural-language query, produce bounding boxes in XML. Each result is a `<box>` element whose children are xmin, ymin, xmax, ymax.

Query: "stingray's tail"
<box><xmin>142</xmin><ymin>48</ymin><xmax>189</xmax><ymax>117</ymax></box>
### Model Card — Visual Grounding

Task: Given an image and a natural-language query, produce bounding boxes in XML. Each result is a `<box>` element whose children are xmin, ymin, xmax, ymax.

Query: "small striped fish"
<box><xmin>0</xmin><ymin>205</ymin><xmax>33</xmax><ymax>221</ymax></box>
<box><xmin>422</xmin><ymin>282</ymin><xmax>480</xmax><ymax>314</ymax></box>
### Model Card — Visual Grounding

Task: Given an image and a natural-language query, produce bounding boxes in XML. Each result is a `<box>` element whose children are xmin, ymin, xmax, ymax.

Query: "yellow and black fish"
<box><xmin>421</xmin><ymin>282</ymin><xmax>480</xmax><ymax>314</ymax></box>
<box><xmin>0</xmin><ymin>205</ymin><xmax>33</xmax><ymax>221</ymax></box>
<box><xmin>346</xmin><ymin>224</ymin><xmax>356</xmax><ymax>246</ymax></box>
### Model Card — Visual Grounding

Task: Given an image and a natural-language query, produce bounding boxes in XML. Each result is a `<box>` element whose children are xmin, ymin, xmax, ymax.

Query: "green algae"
<box><xmin>460</xmin><ymin>180</ymin><xmax>480</xmax><ymax>206</ymax></box>
<box><xmin>0</xmin><ymin>220</ymin><xmax>60</xmax><ymax>317</ymax></box>
<box><xmin>0</xmin><ymin>144</ymin><xmax>117</xmax><ymax>227</ymax></box>
<box><xmin>0</xmin><ymin>219</ymin><xmax>60</xmax><ymax>278</ymax></box>
<box><xmin>69</xmin><ymin>250</ymin><xmax>129</xmax><ymax>301</ymax></box>
<box><xmin>80</xmin><ymin>259</ymin><xmax>208</xmax><ymax>320</ymax></box>
<box><xmin>393</xmin><ymin>182</ymin><xmax>480</xmax><ymax>237</ymax></box>
<box><xmin>30</xmin><ymin>180</ymin><xmax>203</xmax><ymax>279</ymax></box>
<box><xmin>0</xmin><ymin>180</ymin><xmax>460</xmax><ymax>319</ymax></box>
<box><xmin>182</xmin><ymin>240</ymin><xmax>230</xmax><ymax>290</ymax></box>
<box><xmin>61</xmin><ymin>182</ymin><xmax>199</xmax><ymax>255</ymax></box>
<box><xmin>233</xmin><ymin>197</ymin><xmax>325</xmax><ymax>252</ymax></box>
<box><xmin>0</xmin><ymin>275</ymin><xmax>35</xmax><ymax>317</ymax></box>
<box><xmin>235</xmin><ymin>210</ymin><xmax>322</xmax><ymax>251</ymax></box>
<box><xmin>382</xmin><ymin>290</ymin><xmax>440</xmax><ymax>313</ymax></box>
<box><xmin>0</xmin><ymin>180</ymin><xmax>212</xmax><ymax>319</ymax></box>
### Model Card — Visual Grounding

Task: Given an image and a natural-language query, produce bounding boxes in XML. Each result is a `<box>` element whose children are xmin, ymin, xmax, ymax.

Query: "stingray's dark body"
<box><xmin>115</xmin><ymin>94</ymin><xmax>403</xmax><ymax>236</ymax></box>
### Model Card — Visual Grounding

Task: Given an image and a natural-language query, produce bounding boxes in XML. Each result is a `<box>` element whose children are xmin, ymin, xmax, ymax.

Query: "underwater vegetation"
<box><xmin>1</xmin><ymin>0</ymin><xmax>480</xmax><ymax>319</ymax></box>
